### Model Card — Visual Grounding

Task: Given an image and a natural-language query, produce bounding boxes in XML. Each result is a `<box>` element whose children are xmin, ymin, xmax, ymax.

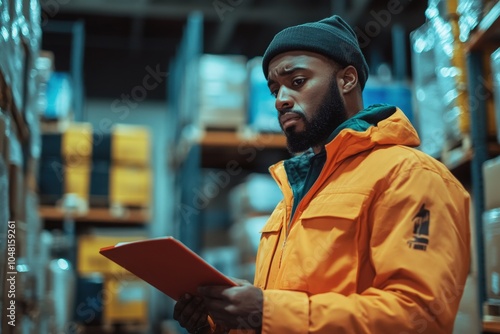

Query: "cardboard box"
<box><xmin>89</xmin><ymin>160</ymin><xmax>111</xmax><ymax>206</ymax></box>
<box><xmin>103</xmin><ymin>277</ymin><xmax>148</xmax><ymax>325</ymax></box>
<box><xmin>110</xmin><ymin>165</ymin><xmax>151</xmax><ymax>207</ymax></box>
<box><xmin>410</xmin><ymin>23</ymin><xmax>446</xmax><ymax>158</ymax></box>
<box><xmin>61</xmin><ymin>123</ymin><xmax>93</xmax><ymax>162</ymax></box>
<box><xmin>77</xmin><ymin>234</ymin><xmax>146</xmax><ymax>276</ymax></box>
<box><xmin>483</xmin><ymin>156</ymin><xmax>500</xmax><ymax>210</ymax></box>
<box><xmin>65</xmin><ymin>162</ymin><xmax>91</xmax><ymax>202</ymax></box>
<box><xmin>112</xmin><ymin>124</ymin><xmax>151</xmax><ymax>166</ymax></box>
<box><xmin>41</xmin><ymin>132</ymin><xmax>62</xmax><ymax>158</ymax></box>
<box><xmin>198</xmin><ymin>54</ymin><xmax>247</xmax><ymax>129</ymax></box>
<box><xmin>247</xmin><ymin>57</ymin><xmax>281</xmax><ymax>133</ymax></box>
<box><xmin>38</xmin><ymin>157</ymin><xmax>64</xmax><ymax>204</ymax></box>
<box><xmin>483</xmin><ymin>209</ymin><xmax>500</xmax><ymax>301</ymax></box>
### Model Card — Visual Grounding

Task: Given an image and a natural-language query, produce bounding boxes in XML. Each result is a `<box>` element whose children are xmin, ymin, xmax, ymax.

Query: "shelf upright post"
<box><xmin>467</xmin><ymin>50</ymin><xmax>489</xmax><ymax>316</ymax></box>
<box><xmin>170</xmin><ymin>12</ymin><xmax>204</xmax><ymax>253</ymax></box>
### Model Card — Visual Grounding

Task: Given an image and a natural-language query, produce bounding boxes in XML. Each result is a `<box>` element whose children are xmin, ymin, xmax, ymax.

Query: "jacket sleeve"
<box><xmin>260</xmin><ymin>167</ymin><xmax>471</xmax><ymax>334</ymax></box>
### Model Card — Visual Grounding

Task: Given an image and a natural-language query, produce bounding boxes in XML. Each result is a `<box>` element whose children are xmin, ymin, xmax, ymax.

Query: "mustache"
<box><xmin>278</xmin><ymin>109</ymin><xmax>304</xmax><ymax>117</ymax></box>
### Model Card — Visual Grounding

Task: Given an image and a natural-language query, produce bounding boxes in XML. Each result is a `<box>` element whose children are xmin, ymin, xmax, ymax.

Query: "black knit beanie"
<box><xmin>262</xmin><ymin>15</ymin><xmax>369</xmax><ymax>89</ymax></box>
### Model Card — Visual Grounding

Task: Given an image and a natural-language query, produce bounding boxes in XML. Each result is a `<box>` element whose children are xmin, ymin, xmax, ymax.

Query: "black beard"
<box><xmin>280</xmin><ymin>76</ymin><xmax>348</xmax><ymax>154</ymax></box>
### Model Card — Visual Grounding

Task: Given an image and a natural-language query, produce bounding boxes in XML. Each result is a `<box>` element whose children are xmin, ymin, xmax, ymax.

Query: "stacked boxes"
<box><xmin>247</xmin><ymin>57</ymin><xmax>281</xmax><ymax>133</ymax></box>
<box><xmin>413</xmin><ymin>0</ymin><xmax>499</xmax><ymax>158</ymax></box>
<box><xmin>458</xmin><ymin>0</ymin><xmax>482</xmax><ymax>41</ymax></box>
<box><xmin>483</xmin><ymin>156</ymin><xmax>500</xmax><ymax>211</ymax></box>
<box><xmin>39</xmin><ymin>123</ymin><xmax>152</xmax><ymax>208</ymax></box>
<box><xmin>483</xmin><ymin>209</ymin><xmax>500</xmax><ymax>302</ymax></box>
<box><xmin>483</xmin><ymin>156</ymin><xmax>500</xmax><ymax>303</ymax></box>
<box><xmin>410</xmin><ymin>23</ymin><xmax>446</xmax><ymax>158</ymax></box>
<box><xmin>198</xmin><ymin>54</ymin><xmax>248</xmax><ymax>130</ymax></box>
<box><xmin>77</xmin><ymin>231</ymin><xmax>148</xmax><ymax>326</ymax></box>
<box><xmin>103</xmin><ymin>278</ymin><xmax>149</xmax><ymax>325</ymax></box>
<box><xmin>110</xmin><ymin>125</ymin><xmax>152</xmax><ymax>207</ymax></box>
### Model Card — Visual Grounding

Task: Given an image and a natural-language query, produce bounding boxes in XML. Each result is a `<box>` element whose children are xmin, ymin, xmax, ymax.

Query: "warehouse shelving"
<box><xmin>200</xmin><ymin>130</ymin><xmax>285</xmax><ymax>148</ymax></box>
<box><xmin>464</xmin><ymin>1</ymin><xmax>500</xmax><ymax>333</ymax></box>
<box><xmin>168</xmin><ymin>12</ymin><xmax>289</xmax><ymax>253</ymax></box>
<box><xmin>173</xmin><ymin>129</ymin><xmax>288</xmax><ymax>170</ymax></box>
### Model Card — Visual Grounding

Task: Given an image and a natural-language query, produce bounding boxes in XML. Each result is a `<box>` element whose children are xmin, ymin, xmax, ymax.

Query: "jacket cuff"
<box><xmin>261</xmin><ymin>289</ymin><xmax>309</xmax><ymax>333</ymax></box>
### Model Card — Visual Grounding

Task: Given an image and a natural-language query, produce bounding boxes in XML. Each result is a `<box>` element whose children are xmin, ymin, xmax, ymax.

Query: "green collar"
<box><xmin>284</xmin><ymin>104</ymin><xmax>397</xmax><ymax>219</ymax></box>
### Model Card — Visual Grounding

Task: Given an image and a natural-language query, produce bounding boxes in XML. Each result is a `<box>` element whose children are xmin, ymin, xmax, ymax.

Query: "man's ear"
<box><xmin>338</xmin><ymin>65</ymin><xmax>359</xmax><ymax>94</ymax></box>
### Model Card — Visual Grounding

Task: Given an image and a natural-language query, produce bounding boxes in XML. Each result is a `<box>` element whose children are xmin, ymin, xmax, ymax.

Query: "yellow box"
<box><xmin>64</xmin><ymin>162</ymin><xmax>90</xmax><ymax>201</ymax></box>
<box><xmin>103</xmin><ymin>277</ymin><xmax>148</xmax><ymax>324</ymax></box>
<box><xmin>110</xmin><ymin>165</ymin><xmax>151</xmax><ymax>207</ymax></box>
<box><xmin>112</xmin><ymin>125</ymin><xmax>150</xmax><ymax>166</ymax></box>
<box><xmin>77</xmin><ymin>234</ymin><xmax>145</xmax><ymax>276</ymax></box>
<box><xmin>62</xmin><ymin>123</ymin><xmax>93</xmax><ymax>162</ymax></box>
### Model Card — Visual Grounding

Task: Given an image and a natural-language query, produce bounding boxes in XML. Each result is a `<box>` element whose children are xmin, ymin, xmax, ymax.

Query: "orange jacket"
<box><xmin>248</xmin><ymin>107</ymin><xmax>470</xmax><ymax>333</ymax></box>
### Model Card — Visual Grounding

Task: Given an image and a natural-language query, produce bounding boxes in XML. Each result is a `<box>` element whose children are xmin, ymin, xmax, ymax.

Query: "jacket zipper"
<box><xmin>279</xmin><ymin>198</ymin><xmax>301</xmax><ymax>268</ymax></box>
<box><xmin>278</xmin><ymin>157</ymin><xmax>340</xmax><ymax>268</ymax></box>
<box><xmin>278</xmin><ymin>173</ymin><xmax>317</xmax><ymax>268</ymax></box>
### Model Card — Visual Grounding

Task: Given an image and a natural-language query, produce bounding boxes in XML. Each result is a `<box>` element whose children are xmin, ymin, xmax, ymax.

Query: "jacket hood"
<box><xmin>269</xmin><ymin>104</ymin><xmax>420</xmax><ymax>184</ymax></box>
<box><xmin>325</xmin><ymin>104</ymin><xmax>420</xmax><ymax>162</ymax></box>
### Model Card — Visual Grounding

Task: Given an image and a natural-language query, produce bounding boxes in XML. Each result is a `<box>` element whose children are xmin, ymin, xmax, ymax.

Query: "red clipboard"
<box><xmin>99</xmin><ymin>236</ymin><xmax>236</xmax><ymax>301</ymax></box>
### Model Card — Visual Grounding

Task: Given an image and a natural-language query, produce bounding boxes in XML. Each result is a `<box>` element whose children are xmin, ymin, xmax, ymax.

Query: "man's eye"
<box><xmin>292</xmin><ymin>78</ymin><xmax>305</xmax><ymax>86</ymax></box>
<box><xmin>270</xmin><ymin>90</ymin><xmax>278</xmax><ymax>98</ymax></box>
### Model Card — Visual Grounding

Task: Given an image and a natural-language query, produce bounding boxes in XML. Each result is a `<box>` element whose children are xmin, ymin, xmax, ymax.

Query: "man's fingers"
<box><xmin>198</xmin><ymin>286</ymin><xmax>230</xmax><ymax>299</ymax></box>
<box><xmin>173</xmin><ymin>294</ymin><xmax>192</xmax><ymax>321</ymax></box>
<box><xmin>179</xmin><ymin>296</ymin><xmax>204</xmax><ymax>324</ymax></box>
<box><xmin>173</xmin><ymin>294</ymin><xmax>209</xmax><ymax>332</ymax></box>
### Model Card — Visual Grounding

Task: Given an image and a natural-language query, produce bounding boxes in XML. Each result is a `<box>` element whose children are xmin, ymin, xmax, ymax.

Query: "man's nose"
<box><xmin>275</xmin><ymin>87</ymin><xmax>294</xmax><ymax>112</ymax></box>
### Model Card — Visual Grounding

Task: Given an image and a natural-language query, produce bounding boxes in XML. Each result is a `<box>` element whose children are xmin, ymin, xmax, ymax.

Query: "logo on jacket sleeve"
<box><xmin>407</xmin><ymin>204</ymin><xmax>430</xmax><ymax>251</ymax></box>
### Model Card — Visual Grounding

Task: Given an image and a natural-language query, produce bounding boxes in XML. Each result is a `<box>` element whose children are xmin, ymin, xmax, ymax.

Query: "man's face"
<box><xmin>267</xmin><ymin>51</ymin><xmax>348</xmax><ymax>153</ymax></box>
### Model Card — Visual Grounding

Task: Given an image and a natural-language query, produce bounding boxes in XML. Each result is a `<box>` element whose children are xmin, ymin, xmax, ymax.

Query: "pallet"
<box><xmin>484</xmin><ymin>300</ymin><xmax>500</xmax><ymax>332</ymax></box>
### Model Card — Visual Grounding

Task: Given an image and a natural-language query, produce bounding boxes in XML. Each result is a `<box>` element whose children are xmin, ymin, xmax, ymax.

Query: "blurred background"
<box><xmin>1</xmin><ymin>0</ymin><xmax>500</xmax><ymax>333</ymax></box>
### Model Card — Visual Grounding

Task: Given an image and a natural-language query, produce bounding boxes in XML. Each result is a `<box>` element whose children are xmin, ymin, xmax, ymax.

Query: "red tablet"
<box><xmin>99</xmin><ymin>236</ymin><xmax>236</xmax><ymax>301</ymax></box>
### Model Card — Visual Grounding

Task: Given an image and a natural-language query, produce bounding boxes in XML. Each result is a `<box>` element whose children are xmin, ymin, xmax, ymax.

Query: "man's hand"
<box><xmin>198</xmin><ymin>279</ymin><xmax>263</xmax><ymax>331</ymax></box>
<box><xmin>173</xmin><ymin>294</ymin><xmax>211</xmax><ymax>334</ymax></box>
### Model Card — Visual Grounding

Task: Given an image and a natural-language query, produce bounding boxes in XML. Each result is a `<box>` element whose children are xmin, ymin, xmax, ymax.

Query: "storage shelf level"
<box><xmin>484</xmin><ymin>318</ymin><xmax>500</xmax><ymax>333</ymax></box>
<box><xmin>198</xmin><ymin>130</ymin><xmax>289</xmax><ymax>170</ymax></box>
<box><xmin>199</xmin><ymin>130</ymin><xmax>286</xmax><ymax>149</ymax></box>
<box><xmin>39</xmin><ymin>206</ymin><xmax>150</xmax><ymax>225</ymax></box>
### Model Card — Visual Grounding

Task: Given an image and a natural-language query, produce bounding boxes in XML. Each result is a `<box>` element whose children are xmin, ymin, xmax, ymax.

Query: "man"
<box><xmin>174</xmin><ymin>15</ymin><xmax>470</xmax><ymax>334</ymax></box>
